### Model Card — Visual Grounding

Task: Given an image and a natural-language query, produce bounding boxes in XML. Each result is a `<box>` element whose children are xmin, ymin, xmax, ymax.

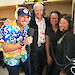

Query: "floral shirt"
<box><xmin>0</xmin><ymin>21</ymin><xmax>29</xmax><ymax>66</ymax></box>
<box><xmin>35</xmin><ymin>17</ymin><xmax>46</xmax><ymax>47</ymax></box>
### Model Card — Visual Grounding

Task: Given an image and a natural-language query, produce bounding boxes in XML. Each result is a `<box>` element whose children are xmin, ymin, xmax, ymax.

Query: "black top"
<box><xmin>56</xmin><ymin>32</ymin><xmax>75</xmax><ymax>72</ymax></box>
<box><xmin>46</xmin><ymin>23</ymin><xmax>60</xmax><ymax>56</ymax></box>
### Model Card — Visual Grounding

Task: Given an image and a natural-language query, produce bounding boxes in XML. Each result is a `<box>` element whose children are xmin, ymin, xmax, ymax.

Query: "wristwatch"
<box><xmin>20</xmin><ymin>41</ymin><xmax>24</xmax><ymax>46</ymax></box>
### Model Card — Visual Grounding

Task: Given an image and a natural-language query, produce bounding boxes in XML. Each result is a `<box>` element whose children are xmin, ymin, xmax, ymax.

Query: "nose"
<box><xmin>23</xmin><ymin>16</ymin><xmax>28</xmax><ymax>21</ymax></box>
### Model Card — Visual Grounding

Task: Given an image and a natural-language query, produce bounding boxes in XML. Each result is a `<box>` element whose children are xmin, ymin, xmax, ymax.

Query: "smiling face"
<box><xmin>50</xmin><ymin>13</ymin><xmax>59</xmax><ymax>26</ymax></box>
<box><xmin>33</xmin><ymin>4</ymin><xmax>44</xmax><ymax>20</ymax></box>
<box><xmin>59</xmin><ymin>18</ymin><xmax>69</xmax><ymax>31</ymax></box>
<box><xmin>17</xmin><ymin>15</ymin><xmax>30</xmax><ymax>27</ymax></box>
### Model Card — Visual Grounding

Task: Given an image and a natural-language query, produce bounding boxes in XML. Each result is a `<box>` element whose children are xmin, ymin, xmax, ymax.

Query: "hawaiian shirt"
<box><xmin>35</xmin><ymin>17</ymin><xmax>46</xmax><ymax>47</ymax></box>
<box><xmin>0</xmin><ymin>21</ymin><xmax>29</xmax><ymax>66</ymax></box>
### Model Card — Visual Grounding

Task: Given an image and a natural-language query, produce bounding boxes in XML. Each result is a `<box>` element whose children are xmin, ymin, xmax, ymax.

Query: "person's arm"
<box><xmin>4</xmin><ymin>19</ymin><xmax>12</xmax><ymax>26</ymax></box>
<box><xmin>59</xmin><ymin>71</ymin><xmax>67</xmax><ymax>75</ymax></box>
<box><xmin>1</xmin><ymin>36</ymin><xmax>33</xmax><ymax>53</ymax></box>
<box><xmin>45</xmin><ymin>35</ymin><xmax>53</xmax><ymax>64</ymax></box>
<box><xmin>1</xmin><ymin>42</ymin><xmax>21</xmax><ymax>52</ymax></box>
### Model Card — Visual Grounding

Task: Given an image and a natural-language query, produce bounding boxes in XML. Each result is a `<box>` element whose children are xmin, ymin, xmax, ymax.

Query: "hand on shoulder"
<box><xmin>4</xmin><ymin>19</ymin><xmax>12</xmax><ymax>26</ymax></box>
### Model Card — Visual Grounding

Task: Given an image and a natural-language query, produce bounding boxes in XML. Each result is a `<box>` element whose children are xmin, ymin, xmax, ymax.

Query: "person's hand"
<box><xmin>47</xmin><ymin>56</ymin><xmax>53</xmax><ymax>65</ymax></box>
<box><xmin>23</xmin><ymin>36</ymin><xmax>33</xmax><ymax>45</ymax></box>
<box><xmin>59</xmin><ymin>71</ymin><xmax>67</xmax><ymax>75</ymax></box>
<box><xmin>4</xmin><ymin>19</ymin><xmax>12</xmax><ymax>26</ymax></box>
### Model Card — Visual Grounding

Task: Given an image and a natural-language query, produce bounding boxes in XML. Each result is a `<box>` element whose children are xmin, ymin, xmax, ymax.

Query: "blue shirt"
<box><xmin>0</xmin><ymin>21</ymin><xmax>29</xmax><ymax>66</ymax></box>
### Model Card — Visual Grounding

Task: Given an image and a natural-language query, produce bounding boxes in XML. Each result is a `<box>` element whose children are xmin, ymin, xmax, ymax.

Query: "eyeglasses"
<box><xmin>51</xmin><ymin>18</ymin><xmax>58</xmax><ymax>19</ymax></box>
<box><xmin>59</xmin><ymin>22</ymin><xmax>68</xmax><ymax>25</ymax></box>
<box><xmin>34</xmin><ymin>9</ymin><xmax>43</xmax><ymax>12</ymax></box>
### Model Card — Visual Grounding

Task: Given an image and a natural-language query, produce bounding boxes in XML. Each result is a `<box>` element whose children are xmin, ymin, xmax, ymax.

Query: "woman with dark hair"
<box><xmin>52</xmin><ymin>15</ymin><xmax>75</xmax><ymax>75</ymax></box>
<box><xmin>46</xmin><ymin>10</ymin><xmax>61</xmax><ymax>75</ymax></box>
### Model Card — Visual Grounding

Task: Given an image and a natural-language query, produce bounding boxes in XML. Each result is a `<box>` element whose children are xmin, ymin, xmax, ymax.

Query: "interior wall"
<box><xmin>19</xmin><ymin>2</ymin><xmax>72</xmax><ymax>17</ymax></box>
<box><xmin>0</xmin><ymin>6</ymin><xmax>15</xmax><ymax>20</ymax></box>
<box><xmin>45</xmin><ymin>2</ymin><xmax>72</xmax><ymax>16</ymax></box>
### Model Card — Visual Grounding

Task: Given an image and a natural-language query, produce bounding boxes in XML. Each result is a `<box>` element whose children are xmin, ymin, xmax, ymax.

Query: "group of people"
<box><xmin>0</xmin><ymin>1</ymin><xmax>75</xmax><ymax>75</ymax></box>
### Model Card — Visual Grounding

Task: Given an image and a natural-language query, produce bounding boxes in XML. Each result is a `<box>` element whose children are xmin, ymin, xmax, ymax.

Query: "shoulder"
<box><xmin>44</xmin><ymin>17</ymin><xmax>50</xmax><ymax>24</ymax></box>
<box><xmin>29</xmin><ymin>16</ymin><xmax>35</xmax><ymax>25</ymax></box>
<box><xmin>66</xmin><ymin>32</ymin><xmax>75</xmax><ymax>38</ymax></box>
<box><xmin>1</xmin><ymin>25</ymin><xmax>12</xmax><ymax>31</ymax></box>
<box><xmin>44</xmin><ymin>17</ymin><xmax>49</xmax><ymax>21</ymax></box>
<box><xmin>65</xmin><ymin>32</ymin><xmax>75</xmax><ymax>41</ymax></box>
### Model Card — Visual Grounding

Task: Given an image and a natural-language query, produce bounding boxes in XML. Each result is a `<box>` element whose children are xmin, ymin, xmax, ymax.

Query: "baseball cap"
<box><xmin>18</xmin><ymin>8</ymin><xmax>31</xmax><ymax>16</ymax></box>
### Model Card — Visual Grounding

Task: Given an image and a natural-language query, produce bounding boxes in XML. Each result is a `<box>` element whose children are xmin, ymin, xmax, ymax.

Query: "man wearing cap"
<box><xmin>0</xmin><ymin>7</ymin><xmax>33</xmax><ymax>75</ymax></box>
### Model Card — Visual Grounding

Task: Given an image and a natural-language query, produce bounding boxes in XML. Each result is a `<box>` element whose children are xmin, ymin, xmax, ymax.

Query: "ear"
<box><xmin>29</xmin><ymin>17</ymin><xmax>31</xmax><ymax>21</ymax></box>
<box><xmin>15</xmin><ymin>10</ymin><xmax>18</xmax><ymax>20</ymax></box>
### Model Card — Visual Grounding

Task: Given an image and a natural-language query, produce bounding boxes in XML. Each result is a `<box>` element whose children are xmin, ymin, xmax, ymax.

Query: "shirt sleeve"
<box><xmin>0</xmin><ymin>25</ymin><xmax>11</xmax><ymax>43</ymax></box>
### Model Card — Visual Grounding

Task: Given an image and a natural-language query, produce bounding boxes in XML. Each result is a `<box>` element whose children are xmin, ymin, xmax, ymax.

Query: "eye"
<box><xmin>27</xmin><ymin>16</ymin><xmax>29</xmax><ymax>18</ymax></box>
<box><xmin>51</xmin><ymin>18</ymin><xmax>58</xmax><ymax>19</ymax></box>
<box><xmin>59</xmin><ymin>22</ymin><xmax>68</xmax><ymax>25</ymax></box>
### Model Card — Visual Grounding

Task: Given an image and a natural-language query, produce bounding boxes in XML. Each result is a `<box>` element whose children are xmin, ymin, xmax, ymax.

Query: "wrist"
<box><xmin>20</xmin><ymin>41</ymin><xmax>24</xmax><ymax>46</ymax></box>
<box><xmin>47</xmin><ymin>54</ymin><xmax>51</xmax><ymax>58</ymax></box>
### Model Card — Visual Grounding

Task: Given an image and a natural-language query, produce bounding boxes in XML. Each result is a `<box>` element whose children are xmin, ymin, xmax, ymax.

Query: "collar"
<box><xmin>35</xmin><ymin>17</ymin><xmax>45</xmax><ymax>26</ymax></box>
